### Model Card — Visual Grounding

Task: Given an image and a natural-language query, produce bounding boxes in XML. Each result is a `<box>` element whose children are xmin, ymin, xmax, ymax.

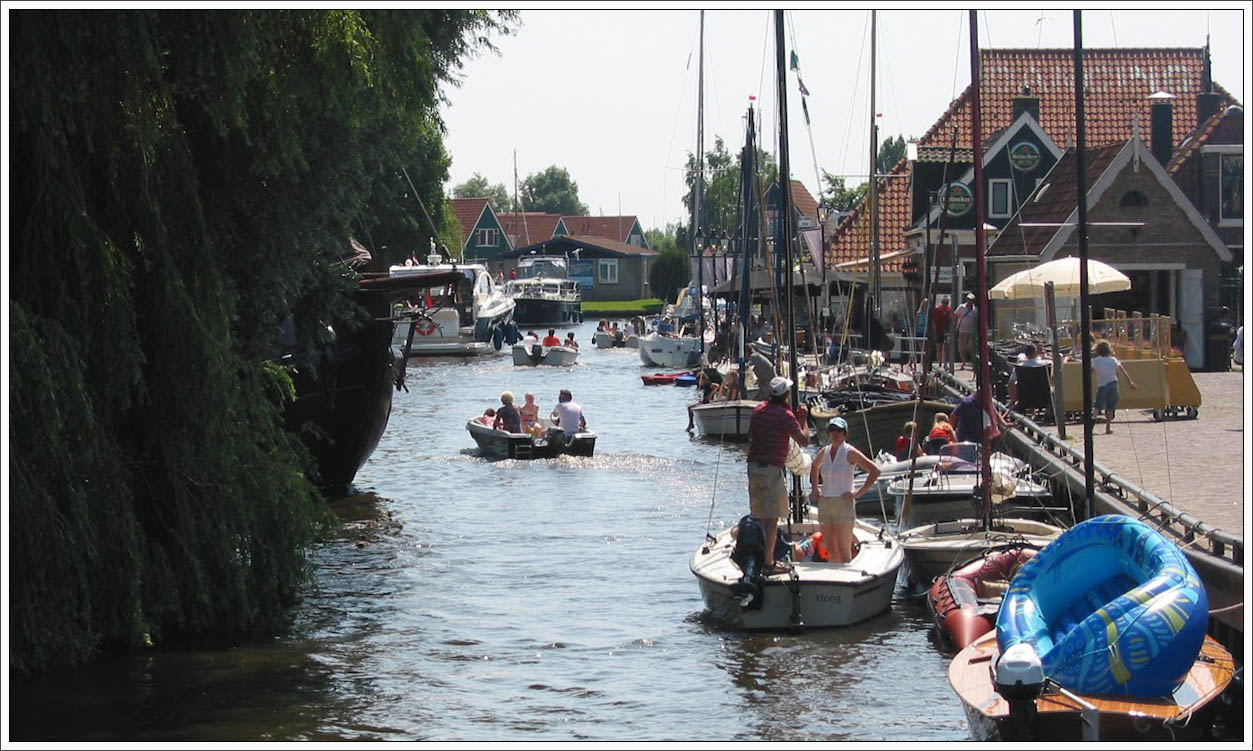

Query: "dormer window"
<box><xmin>1220</xmin><ymin>153</ymin><xmax>1243</xmax><ymax>225</ymax></box>
<box><xmin>1119</xmin><ymin>190</ymin><xmax>1149</xmax><ymax>208</ymax></box>
<box><xmin>989</xmin><ymin>179</ymin><xmax>1013</xmax><ymax>218</ymax></box>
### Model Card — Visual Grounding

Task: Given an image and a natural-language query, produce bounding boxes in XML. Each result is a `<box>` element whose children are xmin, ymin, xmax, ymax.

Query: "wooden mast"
<box><xmin>968</xmin><ymin>10</ymin><xmax>994</xmax><ymax>515</ymax></box>
<box><xmin>695</xmin><ymin>10</ymin><xmax>707</xmax><ymax>357</ymax></box>
<box><xmin>1073</xmin><ymin>10</ymin><xmax>1096</xmax><ymax>518</ymax></box>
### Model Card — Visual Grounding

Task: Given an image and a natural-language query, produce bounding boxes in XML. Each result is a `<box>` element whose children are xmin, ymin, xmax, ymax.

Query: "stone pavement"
<box><xmin>954</xmin><ymin>366</ymin><xmax>1246</xmax><ymax>538</ymax></box>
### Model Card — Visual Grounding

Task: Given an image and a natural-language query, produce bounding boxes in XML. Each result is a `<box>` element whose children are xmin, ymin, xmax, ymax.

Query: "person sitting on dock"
<box><xmin>492</xmin><ymin>391</ymin><xmax>522</xmax><ymax>433</ymax></box>
<box><xmin>542</xmin><ymin>329</ymin><xmax>562</xmax><ymax>347</ymax></box>
<box><xmin>519</xmin><ymin>392</ymin><xmax>546</xmax><ymax>437</ymax></box>
<box><xmin>1006</xmin><ymin>344</ymin><xmax>1048</xmax><ymax>414</ymax></box>
<box><xmin>564</xmin><ymin>331</ymin><xmax>579</xmax><ymax>349</ymax></box>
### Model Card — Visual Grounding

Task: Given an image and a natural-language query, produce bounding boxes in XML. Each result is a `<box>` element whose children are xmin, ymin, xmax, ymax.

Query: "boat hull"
<box><xmin>690</xmin><ymin>521</ymin><xmax>903</xmax><ymax>630</ymax></box>
<box><xmin>594</xmin><ymin>331</ymin><xmax>640</xmax><ymax>349</ymax></box>
<box><xmin>897</xmin><ymin>518</ymin><xmax>1065</xmax><ymax>586</ymax></box>
<box><xmin>511</xmin><ymin>344</ymin><xmax>579</xmax><ymax>366</ymax></box>
<box><xmin>638</xmin><ymin>333</ymin><xmax>702</xmax><ymax>368</ymax></box>
<box><xmin>690</xmin><ymin>399</ymin><xmax>759</xmax><ymax>439</ymax></box>
<box><xmin>512</xmin><ymin>297</ymin><xmax>582</xmax><ymax>326</ymax></box>
<box><xmin>926</xmin><ymin>545</ymin><xmax>1039</xmax><ymax>651</ymax></box>
<box><xmin>811</xmin><ymin>399</ymin><xmax>954</xmax><ymax>456</ymax></box>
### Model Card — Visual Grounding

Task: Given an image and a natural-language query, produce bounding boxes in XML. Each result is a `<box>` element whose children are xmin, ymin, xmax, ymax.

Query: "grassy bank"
<box><xmin>583</xmin><ymin>299</ymin><xmax>664</xmax><ymax>317</ymax></box>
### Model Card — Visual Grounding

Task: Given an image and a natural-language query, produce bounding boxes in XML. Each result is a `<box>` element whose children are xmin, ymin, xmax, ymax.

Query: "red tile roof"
<box><xmin>496</xmin><ymin>212</ymin><xmax>562</xmax><ymax>249</ymax></box>
<box><xmin>988</xmin><ymin>143</ymin><xmax>1125</xmax><ymax>257</ymax></box>
<box><xmin>790</xmin><ymin>180</ymin><xmax>820</xmax><ymax>222</ymax></box>
<box><xmin>1165</xmin><ymin>103</ymin><xmax>1244</xmax><ymax>174</ymax></box>
<box><xmin>823</xmin><ymin>157</ymin><xmax>914</xmax><ymax>272</ymax></box>
<box><xmin>920</xmin><ymin>48</ymin><xmax>1239</xmax><ymax>152</ymax></box>
<box><xmin>449</xmin><ymin>197</ymin><xmax>490</xmax><ymax>241</ymax></box>
<box><xmin>560</xmin><ymin>215</ymin><xmax>642</xmax><ymax>245</ymax></box>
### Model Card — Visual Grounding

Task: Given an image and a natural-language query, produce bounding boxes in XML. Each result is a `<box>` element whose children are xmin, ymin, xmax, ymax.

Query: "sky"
<box><xmin>440</xmin><ymin>4</ymin><xmax>1248</xmax><ymax>234</ymax></box>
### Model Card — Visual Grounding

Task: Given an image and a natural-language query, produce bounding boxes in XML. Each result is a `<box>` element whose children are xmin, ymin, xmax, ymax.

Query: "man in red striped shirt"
<box><xmin>746</xmin><ymin>376</ymin><xmax>810</xmax><ymax>574</ymax></box>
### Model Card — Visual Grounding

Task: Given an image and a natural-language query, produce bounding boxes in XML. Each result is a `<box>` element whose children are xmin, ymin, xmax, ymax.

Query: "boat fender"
<box><xmin>474</xmin><ymin>317</ymin><xmax>490</xmax><ymax>342</ymax></box>
<box><xmin>504</xmin><ymin>322</ymin><xmax>521</xmax><ymax>345</ymax></box>
<box><xmin>491</xmin><ymin>326</ymin><xmax>504</xmax><ymax>351</ymax></box>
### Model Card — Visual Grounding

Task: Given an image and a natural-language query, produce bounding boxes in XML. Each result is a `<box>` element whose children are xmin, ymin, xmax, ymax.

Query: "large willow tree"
<box><xmin>8</xmin><ymin>10</ymin><xmax>513</xmax><ymax>675</ymax></box>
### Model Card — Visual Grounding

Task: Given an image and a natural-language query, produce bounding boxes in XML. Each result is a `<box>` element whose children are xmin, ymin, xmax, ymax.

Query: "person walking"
<box><xmin>1092</xmin><ymin>340</ymin><xmax>1137</xmax><ymax>433</ymax></box>
<box><xmin>809</xmin><ymin>417</ymin><xmax>879</xmax><ymax>563</ymax></box>
<box><xmin>746</xmin><ymin>376</ymin><xmax>809</xmax><ymax>574</ymax></box>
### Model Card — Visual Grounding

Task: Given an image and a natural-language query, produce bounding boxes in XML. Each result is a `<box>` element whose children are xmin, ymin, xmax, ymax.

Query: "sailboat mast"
<box><xmin>774</xmin><ymin>10</ymin><xmax>797</xmax><ymax>406</ymax></box>
<box><xmin>695</xmin><ymin>10</ymin><xmax>707</xmax><ymax>356</ymax></box>
<box><xmin>968</xmin><ymin>10</ymin><xmax>993</xmax><ymax>514</ymax></box>
<box><xmin>737</xmin><ymin>107</ymin><xmax>758</xmax><ymax>398</ymax></box>
<box><xmin>869</xmin><ymin>9</ymin><xmax>881</xmax><ymax>324</ymax></box>
<box><xmin>1074</xmin><ymin>10</ymin><xmax>1095</xmax><ymax>517</ymax></box>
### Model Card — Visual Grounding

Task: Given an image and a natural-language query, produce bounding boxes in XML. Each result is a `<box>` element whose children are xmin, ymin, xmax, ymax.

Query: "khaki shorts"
<box><xmin>747</xmin><ymin>462</ymin><xmax>788</xmax><ymax>519</ymax></box>
<box><xmin>817</xmin><ymin>495</ymin><xmax>856</xmax><ymax>524</ymax></box>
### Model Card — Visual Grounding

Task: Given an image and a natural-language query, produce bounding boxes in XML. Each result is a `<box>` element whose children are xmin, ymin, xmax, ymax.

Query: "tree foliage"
<box><xmin>453</xmin><ymin>172</ymin><xmax>514</xmax><ymax>212</ymax></box>
<box><xmin>820</xmin><ymin>170</ymin><xmax>870</xmax><ymax>214</ymax></box>
<box><xmin>520</xmin><ymin>165</ymin><xmax>587</xmax><ymax>215</ymax></box>
<box><xmin>680</xmin><ymin>137</ymin><xmax>777</xmax><ymax>250</ymax></box>
<box><xmin>7</xmin><ymin>9</ymin><xmax>513</xmax><ymax>675</ymax></box>
<box><xmin>877</xmin><ymin>134</ymin><xmax>908</xmax><ymax>175</ymax></box>
<box><xmin>647</xmin><ymin>243</ymin><xmax>692</xmax><ymax>305</ymax></box>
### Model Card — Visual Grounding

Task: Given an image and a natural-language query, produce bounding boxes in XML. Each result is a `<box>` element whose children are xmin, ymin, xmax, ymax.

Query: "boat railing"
<box><xmin>933</xmin><ymin>368</ymin><xmax>1243</xmax><ymax>566</ymax></box>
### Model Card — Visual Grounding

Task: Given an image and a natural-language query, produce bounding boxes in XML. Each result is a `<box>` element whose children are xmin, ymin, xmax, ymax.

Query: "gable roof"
<box><xmin>988</xmin><ymin>143</ymin><xmax>1124</xmax><ymax>257</ymax></box>
<box><xmin>823</xmin><ymin>157</ymin><xmax>914</xmax><ymax>272</ymax></box>
<box><xmin>449</xmin><ymin>197</ymin><xmax>491</xmax><ymax>240</ymax></box>
<box><xmin>989</xmin><ymin>139</ymin><xmax>1232</xmax><ymax>262</ymax></box>
<box><xmin>503</xmin><ymin>234</ymin><xmax>657</xmax><ymax>259</ymax></box>
<box><xmin>790</xmin><ymin>180</ymin><xmax>820</xmax><ymax>220</ymax></box>
<box><xmin>920</xmin><ymin>48</ymin><xmax>1239</xmax><ymax>152</ymax></box>
<box><xmin>559</xmin><ymin>215</ymin><xmax>643</xmax><ymax>245</ymax></box>
<box><xmin>496</xmin><ymin>212</ymin><xmax>563</xmax><ymax>249</ymax></box>
<box><xmin>1165</xmin><ymin>103</ymin><xmax>1245</xmax><ymax>174</ymax></box>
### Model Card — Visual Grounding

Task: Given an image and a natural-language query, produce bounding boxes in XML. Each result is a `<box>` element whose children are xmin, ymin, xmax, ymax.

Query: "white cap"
<box><xmin>769</xmin><ymin>376</ymin><xmax>793</xmax><ymax>396</ymax></box>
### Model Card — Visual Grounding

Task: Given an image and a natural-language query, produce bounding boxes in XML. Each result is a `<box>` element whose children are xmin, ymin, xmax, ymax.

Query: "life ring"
<box><xmin>414</xmin><ymin>315</ymin><xmax>437</xmax><ymax>336</ymax></box>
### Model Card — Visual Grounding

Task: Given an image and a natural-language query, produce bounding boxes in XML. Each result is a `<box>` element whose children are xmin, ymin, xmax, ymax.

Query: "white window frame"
<box><xmin>989</xmin><ymin>178</ymin><xmax>1013</xmax><ymax>218</ymax></box>
<box><xmin>598</xmin><ymin>258</ymin><xmax>619</xmax><ymax>284</ymax></box>
<box><xmin>475</xmin><ymin>228</ymin><xmax>498</xmax><ymax>247</ymax></box>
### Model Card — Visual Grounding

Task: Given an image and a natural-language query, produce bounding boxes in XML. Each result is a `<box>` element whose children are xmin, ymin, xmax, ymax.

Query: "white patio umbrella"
<box><xmin>988</xmin><ymin>257</ymin><xmax>1131</xmax><ymax>300</ymax></box>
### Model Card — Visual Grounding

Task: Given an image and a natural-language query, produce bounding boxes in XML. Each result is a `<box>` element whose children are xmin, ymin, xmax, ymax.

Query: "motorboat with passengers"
<box><xmin>390</xmin><ymin>254</ymin><xmax>515</xmax><ymax>357</ymax></box>
<box><xmin>504</xmin><ymin>254</ymin><xmax>583</xmax><ymax>326</ymax></box>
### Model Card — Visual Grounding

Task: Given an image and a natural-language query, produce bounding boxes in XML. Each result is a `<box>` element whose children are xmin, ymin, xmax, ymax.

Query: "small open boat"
<box><xmin>897</xmin><ymin>517</ymin><xmax>1064</xmax><ymax>586</ymax></box>
<box><xmin>950</xmin><ymin>515</ymin><xmax>1236</xmax><ymax>741</ymax></box>
<box><xmin>511</xmin><ymin>343</ymin><xmax>579</xmax><ymax>367</ymax></box>
<box><xmin>465</xmin><ymin>418</ymin><xmax>596</xmax><ymax>460</ymax></box>
<box><xmin>926</xmin><ymin>543</ymin><xmax>1040</xmax><ymax>651</ymax></box>
<box><xmin>691</xmin><ymin>517</ymin><xmax>902</xmax><ymax>630</ymax></box>
<box><xmin>641</xmin><ymin>371</ymin><xmax>691</xmax><ymax>386</ymax></box>
<box><xmin>689</xmin><ymin>399</ymin><xmax>760</xmax><ymax>439</ymax></box>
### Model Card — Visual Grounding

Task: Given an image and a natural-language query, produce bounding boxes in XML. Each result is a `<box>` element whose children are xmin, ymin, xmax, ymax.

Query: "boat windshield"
<box><xmin>517</xmin><ymin>256</ymin><xmax>568</xmax><ymax>280</ymax></box>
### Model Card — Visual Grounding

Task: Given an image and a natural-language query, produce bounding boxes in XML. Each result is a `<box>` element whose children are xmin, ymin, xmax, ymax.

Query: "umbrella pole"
<box><xmin>1045</xmin><ymin>281</ymin><xmax>1067</xmax><ymax>439</ymax></box>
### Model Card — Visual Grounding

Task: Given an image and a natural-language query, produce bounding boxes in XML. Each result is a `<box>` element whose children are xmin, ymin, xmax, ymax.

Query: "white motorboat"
<box><xmin>638</xmin><ymin>329</ymin><xmax>703</xmax><ymax>368</ymax></box>
<box><xmin>887</xmin><ymin>444</ymin><xmax>1057</xmax><ymax>528</ymax></box>
<box><xmin>465</xmin><ymin>417</ymin><xmax>596</xmax><ymax>460</ymax></box>
<box><xmin>511</xmin><ymin>342</ymin><xmax>579</xmax><ymax>367</ymax></box>
<box><xmin>504</xmin><ymin>255</ymin><xmax>582</xmax><ymax>326</ymax></box>
<box><xmin>896</xmin><ymin>517</ymin><xmax>1065</xmax><ymax>586</ymax></box>
<box><xmin>689</xmin><ymin>398</ymin><xmax>760</xmax><ymax>439</ymax></box>
<box><xmin>593</xmin><ymin>329</ymin><xmax>640</xmax><ymax>349</ymax></box>
<box><xmin>851</xmin><ymin>451</ymin><xmax>945</xmax><ymax>518</ymax></box>
<box><xmin>390</xmin><ymin>255</ymin><xmax>515</xmax><ymax>357</ymax></box>
<box><xmin>691</xmin><ymin>518</ymin><xmax>903</xmax><ymax>630</ymax></box>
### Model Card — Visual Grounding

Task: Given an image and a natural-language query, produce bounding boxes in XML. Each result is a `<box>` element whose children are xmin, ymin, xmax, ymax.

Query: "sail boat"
<box><xmin>944</xmin><ymin>12</ymin><xmax>1235</xmax><ymax>740</ymax></box>
<box><xmin>638</xmin><ymin>13</ymin><xmax>708</xmax><ymax>370</ymax></box>
<box><xmin>690</xmin><ymin>11</ymin><xmax>903</xmax><ymax>630</ymax></box>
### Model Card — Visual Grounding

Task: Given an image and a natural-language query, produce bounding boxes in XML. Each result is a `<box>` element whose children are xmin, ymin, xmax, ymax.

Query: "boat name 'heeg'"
<box><xmin>816</xmin><ymin>594</ymin><xmax>843</xmax><ymax>605</ymax></box>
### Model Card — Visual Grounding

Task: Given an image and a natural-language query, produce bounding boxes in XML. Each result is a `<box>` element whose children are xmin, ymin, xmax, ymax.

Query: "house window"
<box><xmin>475</xmin><ymin>228</ymin><xmax>498</xmax><ymax>247</ymax></box>
<box><xmin>628</xmin><ymin>233</ymin><xmax>643</xmax><ymax>247</ymax></box>
<box><xmin>1120</xmin><ymin>190</ymin><xmax>1149</xmax><ymax>208</ymax></box>
<box><xmin>1220</xmin><ymin>153</ymin><xmax>1243</xmax><ymax>225</ymax></box>
<box><xmin>989</xmin><ymin>179</ymin><xmax>1012</xmax><ymax>218</ymax></box>
<box><xmin>598</xmin><ymin>258</ymin><xmax>619</xmax><ymax>284</ymax></box>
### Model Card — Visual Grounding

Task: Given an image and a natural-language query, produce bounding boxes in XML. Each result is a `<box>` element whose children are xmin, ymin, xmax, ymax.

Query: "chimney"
<box><xmin>1148</xmin><ymin>91</ymin><xmax>1176</xmax><ymax>166</ymax></box>
<box><xmin>1011</xmin><ymin>85</ymin><xmax>1040</xmax><ymax>124</ymax></box>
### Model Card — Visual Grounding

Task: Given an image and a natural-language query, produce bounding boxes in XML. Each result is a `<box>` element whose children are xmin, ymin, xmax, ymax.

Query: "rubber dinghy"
<box><xmin>995</xmin><ymin>514</ymin><xmax>1208</xmax><ymax>697</ymax></box>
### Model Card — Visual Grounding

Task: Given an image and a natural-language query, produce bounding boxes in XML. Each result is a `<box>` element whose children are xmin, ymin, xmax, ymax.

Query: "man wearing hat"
<box><xmin>808</xmin><ymin>417</ymin><xmax>879</xmax><ymax>563</ymax></box>
<box><xmin>954</xmin><ymin>292</ymin><xmax>978</xmax><ymax>370</ymax></box>
<box><xmin>746</xmin><ymin>375</ymin><xmax>809</xmax><ymax>574</ymax></box>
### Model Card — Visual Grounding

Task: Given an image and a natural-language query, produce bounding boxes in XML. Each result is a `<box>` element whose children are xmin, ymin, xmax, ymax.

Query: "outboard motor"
<box><xmin>995</xmin><ymin>642</ymin><xmax>1045</xmax><ymax>740</ymax></box>
<box><xmin>728</xmin><ymin>515</ymin><xmax>792</xmax><ymax>609</ymax></box>
<box><xmin>528</xmin><ymin>344</ymin><xmax>543</xmax><ymax>365</ymax></box>
<box><xmin>504</xmin><ymin>322</ymin><xmax>521</xmax><ymax>345</ymax></box>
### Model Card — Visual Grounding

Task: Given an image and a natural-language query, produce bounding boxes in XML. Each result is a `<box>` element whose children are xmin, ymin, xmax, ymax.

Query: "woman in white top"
<box><xmin>808</xmin><ymin>417</ymin><xmax>880</xmax><ymax>563</ymax></box>
<box><xmin>1091</xmin><ymin>340</ymin><xmax>1138</xmax><ymax>434</ymax></box>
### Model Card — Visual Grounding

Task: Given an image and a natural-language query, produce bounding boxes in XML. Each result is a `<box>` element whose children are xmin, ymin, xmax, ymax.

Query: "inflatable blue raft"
<box><xmin>996</xmin><ymin>514</ymin><xmax>1208</xmax><ymax>697</ymax></box>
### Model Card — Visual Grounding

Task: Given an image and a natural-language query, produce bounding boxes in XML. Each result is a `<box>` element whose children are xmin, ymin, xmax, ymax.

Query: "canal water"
<box><xmin>10</xmin><ymin>320</ymin><xmax>972</xmax><ymax>742</ymax></box>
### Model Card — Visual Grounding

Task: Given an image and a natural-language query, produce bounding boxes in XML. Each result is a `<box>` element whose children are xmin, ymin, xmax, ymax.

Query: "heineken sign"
<box><xmin>1010</xmin><ymin>141</ymin><xmax>1041</xmax><ymax>172</ymax></box>
<box><xmin>943</xmin><ymin>182</ymin><xmax>973</xmax><ymax>216</ymax></box>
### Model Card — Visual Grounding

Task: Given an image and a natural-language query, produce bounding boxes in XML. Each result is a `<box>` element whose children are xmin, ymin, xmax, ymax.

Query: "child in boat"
<box><xmin>925</xmin><ymin>413</ymin><xmax>956</xmax><ymax>453</ymax></box>
<box><xmin>894</xmin><ymin>421</ymin><xmax>922</xmax><ymax>461</ymax></box>
<box><xmin>519</xmin><ymin>392</ymin><xmax>546</xmax><ymax>437</ymax></box>
<box><xmin>475</xmin><ymin>407</ymin><xmax>497</xmax><ymax>426</ymax></box>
